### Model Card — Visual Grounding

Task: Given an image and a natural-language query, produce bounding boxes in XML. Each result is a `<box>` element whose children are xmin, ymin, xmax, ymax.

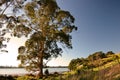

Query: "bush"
<box><xmin>44</xmin><ymin>69</ymin><xmax>49</xmax><ymax>76</ymax></box>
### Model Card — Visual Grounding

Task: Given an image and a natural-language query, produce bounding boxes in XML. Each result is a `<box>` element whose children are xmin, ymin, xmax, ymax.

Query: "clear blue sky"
<box><xmin>0</xmin><ymin>0</ymin><xmax>120</xmax><ymax>66</ymax></box>
<box><xmin>56</xmin><ymin>0</ymin><xmax>120</xmax><ymax>58</ymax></box>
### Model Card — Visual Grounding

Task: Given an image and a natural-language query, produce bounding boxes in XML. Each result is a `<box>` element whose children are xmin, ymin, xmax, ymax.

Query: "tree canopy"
<box><xmin>0</xmin><ymin>0</ymin><xmax>26</xmax><ymax>53</ymax></box>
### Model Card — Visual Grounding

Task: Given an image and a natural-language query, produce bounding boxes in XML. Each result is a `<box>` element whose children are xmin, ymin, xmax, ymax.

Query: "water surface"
<box><xmin>0</xmin><ymin>68</ymin><xmax>69</xmax><ymax>75</ymax></box>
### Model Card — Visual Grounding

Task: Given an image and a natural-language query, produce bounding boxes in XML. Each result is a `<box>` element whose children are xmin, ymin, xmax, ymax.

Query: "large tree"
<box><xmin>0</xmin><ymin>0</ymin><xmax>77</xmax><ymax>78</ymax></box>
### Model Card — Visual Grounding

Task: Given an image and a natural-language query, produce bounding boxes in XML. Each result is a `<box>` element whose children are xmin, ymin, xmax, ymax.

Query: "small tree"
<box><xmin>17</xmin><ymin>0</ymin><xmax>77</xmax><ymax>78</ymax></box>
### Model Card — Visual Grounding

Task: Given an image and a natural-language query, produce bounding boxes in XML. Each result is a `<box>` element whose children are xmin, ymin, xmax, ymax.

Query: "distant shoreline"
<box><xmin>0</xmin><ymin>67</ymin><xmax>69</xmax><ymax>76</ymax></box>
<box><xmin>0</xmin><ymin>66</ymin><xmax>68</xmax><ymax>68</ymax></box>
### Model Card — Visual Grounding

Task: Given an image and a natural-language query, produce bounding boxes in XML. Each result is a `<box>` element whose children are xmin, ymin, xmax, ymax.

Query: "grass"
<box><xmin>62</xmin><ymin>53</ymin><xmax>120</xmax><ymax>80</ymax></box>
<box><xmin>93</xmin><ymin>53</ymin><xmax>120</xmax><ymax>71</ymax></box>
<box><xmin>62</xmin><ymin>64</ymin><xmax>120</xmax><ymax>80</ymax></box>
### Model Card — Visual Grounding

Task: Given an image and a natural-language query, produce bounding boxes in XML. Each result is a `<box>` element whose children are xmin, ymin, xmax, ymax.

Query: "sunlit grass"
<box><xmin>92</xmin><ymin>54</ymin><xmax>120</xmax><ymax>71</ymax></box>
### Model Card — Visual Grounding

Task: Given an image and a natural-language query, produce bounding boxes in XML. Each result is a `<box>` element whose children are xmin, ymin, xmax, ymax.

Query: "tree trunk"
<box><xmin>37</xmin><ymin>51</ymin><xmax>43</xmax><ymax>78</ymax></box>
<box><xmin>37</xmin><ymin>24</ymin><xmax>45</xmax><ymax>78</ymax></box>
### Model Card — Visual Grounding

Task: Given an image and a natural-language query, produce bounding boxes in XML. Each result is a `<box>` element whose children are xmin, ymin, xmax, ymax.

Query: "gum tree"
<box><xmin>0</xmin><ymin>0</ymin><xmax>77</xmax><ymax>78</ymax></box>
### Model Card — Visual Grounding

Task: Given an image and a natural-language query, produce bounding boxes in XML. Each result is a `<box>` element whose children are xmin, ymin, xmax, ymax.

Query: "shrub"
<box><xmin>44</xmin><ymin>69</ymin><xmax>49</xmax><ymax>76</ymax></box>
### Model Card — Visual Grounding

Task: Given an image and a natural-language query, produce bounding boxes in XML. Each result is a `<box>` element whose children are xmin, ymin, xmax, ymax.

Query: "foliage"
<box><xmin>106</xmin><ymin>51</ymin><xmax>115</xmax><ymax>57</ymax></box>
<box><xmin>68</xmin><ymin>58</ymin><xmax>87</xmax><ymax>70</ymax></box>
<box><xmin>88</xmin><ymin>51</ymin><xmax>106</xmax><ymax>61</ymax></box>
<box><xmin>0</xmin><ymin>0</ymin><xmax>27</xmax><ymax>53</ymax></box>
<box><xmin>68</xmin><ymin>58</ymin><xmax>79</xmax><ymax>70</ymax></box>
<box><xmin>68</xmin><ymin>51</ymin><xmax>119</xmax><ymax>71</ymax></box>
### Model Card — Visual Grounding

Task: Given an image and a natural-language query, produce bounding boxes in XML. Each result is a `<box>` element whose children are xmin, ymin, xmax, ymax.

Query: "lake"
<box><xmin>0</xmin><ymin>68</ymin><xmax>69</xmax><ymax>75</ymax></box>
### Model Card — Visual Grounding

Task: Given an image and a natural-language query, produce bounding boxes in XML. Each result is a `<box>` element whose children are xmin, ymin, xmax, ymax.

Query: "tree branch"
<box><xmin>1</xmin><ymin>0</ymin><xmax>13</xmax><ymax>15</ymax></box>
